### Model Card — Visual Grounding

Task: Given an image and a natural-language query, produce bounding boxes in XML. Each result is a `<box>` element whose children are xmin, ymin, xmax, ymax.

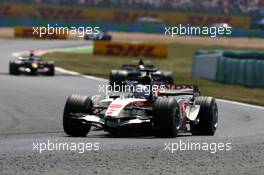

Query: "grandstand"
<box><xmin>2</xmin><ymin>0</ymin><xmax>263</xmax><ymax>15</ymax></box>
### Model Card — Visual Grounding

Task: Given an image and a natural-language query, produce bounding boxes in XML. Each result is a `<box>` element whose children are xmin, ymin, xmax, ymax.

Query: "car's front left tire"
<box><xmin>153</xmin><ymin>97</ymin><xmax>180</xmax><ymax>138</ymax></box>
<box><xmin>9</xmin><ymin>62</ymin><xmax>20</xmax><ymax>75</ymax></box>
<box><xmin>63</xmin><ymin>95</ymin><xmax>93</xmax><ymax>137</ymax></box>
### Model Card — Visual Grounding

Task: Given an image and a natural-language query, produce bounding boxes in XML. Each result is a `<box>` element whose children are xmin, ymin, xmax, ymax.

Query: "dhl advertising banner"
<box><xmin>94</xmin><ymin>41</ymin><xmax>168</xmax><ymax>58</ymax></box>
<box><xmin>14</xmin><ymin>26</ymin><xmax>67</xmax><ymax>39</ymax></box>
<box><xmin>0</xmin><ymin>3</ymin><xmax>251</xmax><ymax>29</ymax></box>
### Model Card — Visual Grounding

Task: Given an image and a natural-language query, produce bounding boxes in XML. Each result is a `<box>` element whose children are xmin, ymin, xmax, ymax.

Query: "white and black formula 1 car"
<box><xmin>84</xmin><ymin>31</ymin><xmax>112</xmax><ymax>41</ymax></box>
<box><xmin>9</xmin><ymin>55</ymin><xmax>55</xmax><ymax>76</ymax></box>
<box><xmin>109</xmin><ymin>59</ymin><xmax>174</xmax><ymax>89</ymax></box>
<box><xmin>63</xmin><ymin>75</ymin><xmax>218</xmax><ymax>138</ymax></box>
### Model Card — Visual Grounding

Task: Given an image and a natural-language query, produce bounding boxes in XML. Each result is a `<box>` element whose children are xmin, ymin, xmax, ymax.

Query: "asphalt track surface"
<box><xmin>0</xmin><ymin>39</ymin><xmax>264</xmax><ymax>175</ymax></box>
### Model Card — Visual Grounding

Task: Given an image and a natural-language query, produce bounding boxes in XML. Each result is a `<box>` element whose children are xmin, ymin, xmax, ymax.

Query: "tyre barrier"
<box><xmin>193</xmin><ymin>50</ymin><xmax>264</xmax><ymax>88</ymax></box>
<box><xmin>222</xmin><ymin>51</ymin><xmax>264</xmax><ymax>60</ymax></box>
<box><xmin>192</xmin><ymin>53</ymin><xmax>222</xmax><ymax>80</ymax></box>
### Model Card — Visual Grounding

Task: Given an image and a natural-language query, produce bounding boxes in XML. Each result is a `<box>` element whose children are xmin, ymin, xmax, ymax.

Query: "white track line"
<box><xmin>55</xmin><ymin>67</ymin><xmax>108</xmax><ymax>82</ymax></box>
<box><xmin>217</xmin><ymin>99</ymin><xmax>264</xmax><ymax>110</ymax></box>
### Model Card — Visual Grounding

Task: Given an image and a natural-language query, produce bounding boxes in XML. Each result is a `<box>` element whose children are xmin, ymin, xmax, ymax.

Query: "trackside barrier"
<box><xmin>93</xmin><ymin>41</ymin><xmax>168</xmax><ymax>58</ymax></box>
<box><xmin>192</xmin><ymin>54</ymin><xmax>221</xmax><ymax>80</ymax></box>
<box><xmin>14</xmin><ymin>26</ymin><xmax>67</xmax><ymax>39</ymax></box>
<box><xmin>236</xmin><ymin>59</ymin><xmax>247</xmax><ymax>85</ymax></box>
<box><xmin>223</xmin><ymin>51</ymin><xmax>264</xmax><ymax>59</ymax></box>
<box><xmin>193</xmin><ymin>50</ymin><xmax>264</xmax><ymax>88</ymax></box>
<box><xmin>215</xmin><ymin>57</ymin><xmax>226</xmax><ymax>83</ymax></box>
<box><xmin>194</xmin><ymin>50</ymin><xmax>223</xmax><ymax>56</ymax></box>
<box><xmin>245</xmin><ymin>60</ymin><xmax>256</xmax><ymax>87</ymax></box>
<box><xmin>256</xmin><ymin>61</ymin><xmax>264</xmax><ymax>87</ymax></box>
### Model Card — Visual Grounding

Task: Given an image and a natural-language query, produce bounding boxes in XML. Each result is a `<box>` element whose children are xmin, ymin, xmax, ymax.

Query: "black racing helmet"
<box><xmin>29</xmin><ymin>50</ymin><xmax>34</xmax><ymax>57</ymax></box>
<box><xmin>139</xmin><ymin>75</ymin><xmax>152</xmax><ymax>85</ymax></box>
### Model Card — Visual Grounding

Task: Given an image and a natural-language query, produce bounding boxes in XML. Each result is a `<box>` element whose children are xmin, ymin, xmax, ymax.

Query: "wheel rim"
<box><xmin>175</xmin><ymin>108</ymin><xmax>180</xmax><ymax>130</ymax></box>
<box><xmin>212</xmin><ymin>104</ymin><xmax>218</xmax><ymax>130</ymax></box>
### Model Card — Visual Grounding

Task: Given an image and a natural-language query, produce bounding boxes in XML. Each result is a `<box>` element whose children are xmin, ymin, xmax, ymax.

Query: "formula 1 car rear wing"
<box><xmin>157</xmin><ymin>84</ymin><xmax>200</xmax><ymax>97</ymax></box>
<box><xmin>139</xmin><ymin>67</ymin><xmax>158</xmax><ymax>75</ymax></box>
<box><xmin>121</xmin><ymin>64</ymin><xmax>155</xmax><ymax>70</ymax></box>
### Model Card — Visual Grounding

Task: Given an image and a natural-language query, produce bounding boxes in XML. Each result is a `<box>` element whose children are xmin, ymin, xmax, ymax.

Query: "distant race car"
<box><xmin>63</xmin><ymin>74</ymin><xmax>218</xmax><ymax>138</ymax></box>
<box><xmin>84</xmin><ymin>31</ymin><xmax>112</xmax><ymax>41</ymax></box>
<box><xmin>9</xmin><ymin>55</ymin><xmax>55</xmax><ymax>76</ymax></box>
<box><xmin>109</xmin><ymin>60</ymin><xmax>174</xmax><ymax>89</ymax></box>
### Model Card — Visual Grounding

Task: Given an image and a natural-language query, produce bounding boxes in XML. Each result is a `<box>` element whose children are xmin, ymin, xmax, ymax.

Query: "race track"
<box><xmin>0</xmin><ymin>39</ymin><xmax>264</xmax><ymax>175</ymax></box>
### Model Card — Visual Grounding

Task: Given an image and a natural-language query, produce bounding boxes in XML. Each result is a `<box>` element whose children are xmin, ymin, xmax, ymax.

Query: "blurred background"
<box><xmin>1</xmin><ymin>0</ymin><xmax>264</xmax><ymax>34</ymax></box>
<box><xmin>1</xmin><ymin>0</ymin><xmax>264</xmax><ymax>105</ymax></box>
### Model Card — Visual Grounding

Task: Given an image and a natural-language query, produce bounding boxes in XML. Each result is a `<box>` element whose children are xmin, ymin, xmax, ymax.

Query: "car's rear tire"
<box><xmin>190</xmin><ymin>96</ymin><xmax>218</xmax><ymax>136</ymax></box>
<box><xmin>47</xmin><ymin>64</ymin><xmax>55</xmax><ymax>76</ymax></box>
<box><xmin>106</xmin><ymin>35</ymin><xmax>112</xmax><ymax>41</ymax></box>
<box><xmin>9</xmin><ymin>62</ymin><xmax>20</xmax><ymax>75</ymax></box>
<box><xmin>109</xmin><ymin>70</ymin><xmax>126</xmax><ymax>91</ymax></box>
<box><xmin>161</xmin><ymin>72</ymin><xmax>174</xmax><ymax>84</ymax></box>
<box><xmin>164</xmin><ymin>75</ymin><xmax>174</xmax><ymax>84</ymax></box>
<box><xmin>153</xmin><ymin>97</ymin><xmax>180</xmax><ymax>138</ymax></box>
<box><xmin>9</xmin><ymin>62</ymin><xmax>14</xmax><ymax>75</ymax></box>
<box><xmin>63</xmin><ymin>95</ymin><xmax>93</xmax><ymax>137</ymax></box>
<box><xmin>109</xmin><ymin>70</ymin><xmax>117</xmax><ymax>89</ymax></box>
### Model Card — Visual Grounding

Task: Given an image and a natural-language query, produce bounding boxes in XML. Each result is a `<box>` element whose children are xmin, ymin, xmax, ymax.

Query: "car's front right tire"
<box><xmin>63</xmin><ymin>95</ymin><xmax>93</xmax><ymax>137</ymax></box>
<box><xmin>9</xmin><ymin>62</ymin><xmax>20</xmax><ymax>75</ymax></box>
<box><xmin>9</xmin><ymin>62</ymin><xmax>14</xmax><ymax>75</ymax></box>
<box><xmin>190</xmin><ymin>96</ymin><xmax>218</xmax><ymax>136</ymax></box>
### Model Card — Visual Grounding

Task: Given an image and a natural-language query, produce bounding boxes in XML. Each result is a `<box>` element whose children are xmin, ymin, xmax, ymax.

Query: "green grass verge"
<box><xmin>44</xmin><ymin>43</ymin><xmax>264</xmax><ymax>106</ymax></box>
<box><xmin>49</xmin><ymin>46</ymin><xmax>93</xmax><ymax>54</ymax></box>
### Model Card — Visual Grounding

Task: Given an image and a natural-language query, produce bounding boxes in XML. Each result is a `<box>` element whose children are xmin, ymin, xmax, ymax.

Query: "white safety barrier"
<box><xmin>192</xmin><ymin>54</ymin><xmax>221</xmax><ymax>80</ymax></box>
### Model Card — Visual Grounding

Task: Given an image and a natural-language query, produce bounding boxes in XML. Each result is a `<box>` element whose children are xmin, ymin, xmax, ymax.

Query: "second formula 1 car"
<box><xmin>63</xmin><ymin>75</ymin><xmax>218</xmax><ymax>138</ymax></box>
<box><xmin>84</xmin><ymin>31</ymin><xmax>112</xmax><ymax>41</ymax></box>
<box><xmin>9</xmin><ymin>55</ymin><xmax>55</xmax><ymax>76</ymax></box>
<box><xmin>109</xmin><ymin>59</ymin><xmax>174</xmax><ymax>89</ymax></box>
